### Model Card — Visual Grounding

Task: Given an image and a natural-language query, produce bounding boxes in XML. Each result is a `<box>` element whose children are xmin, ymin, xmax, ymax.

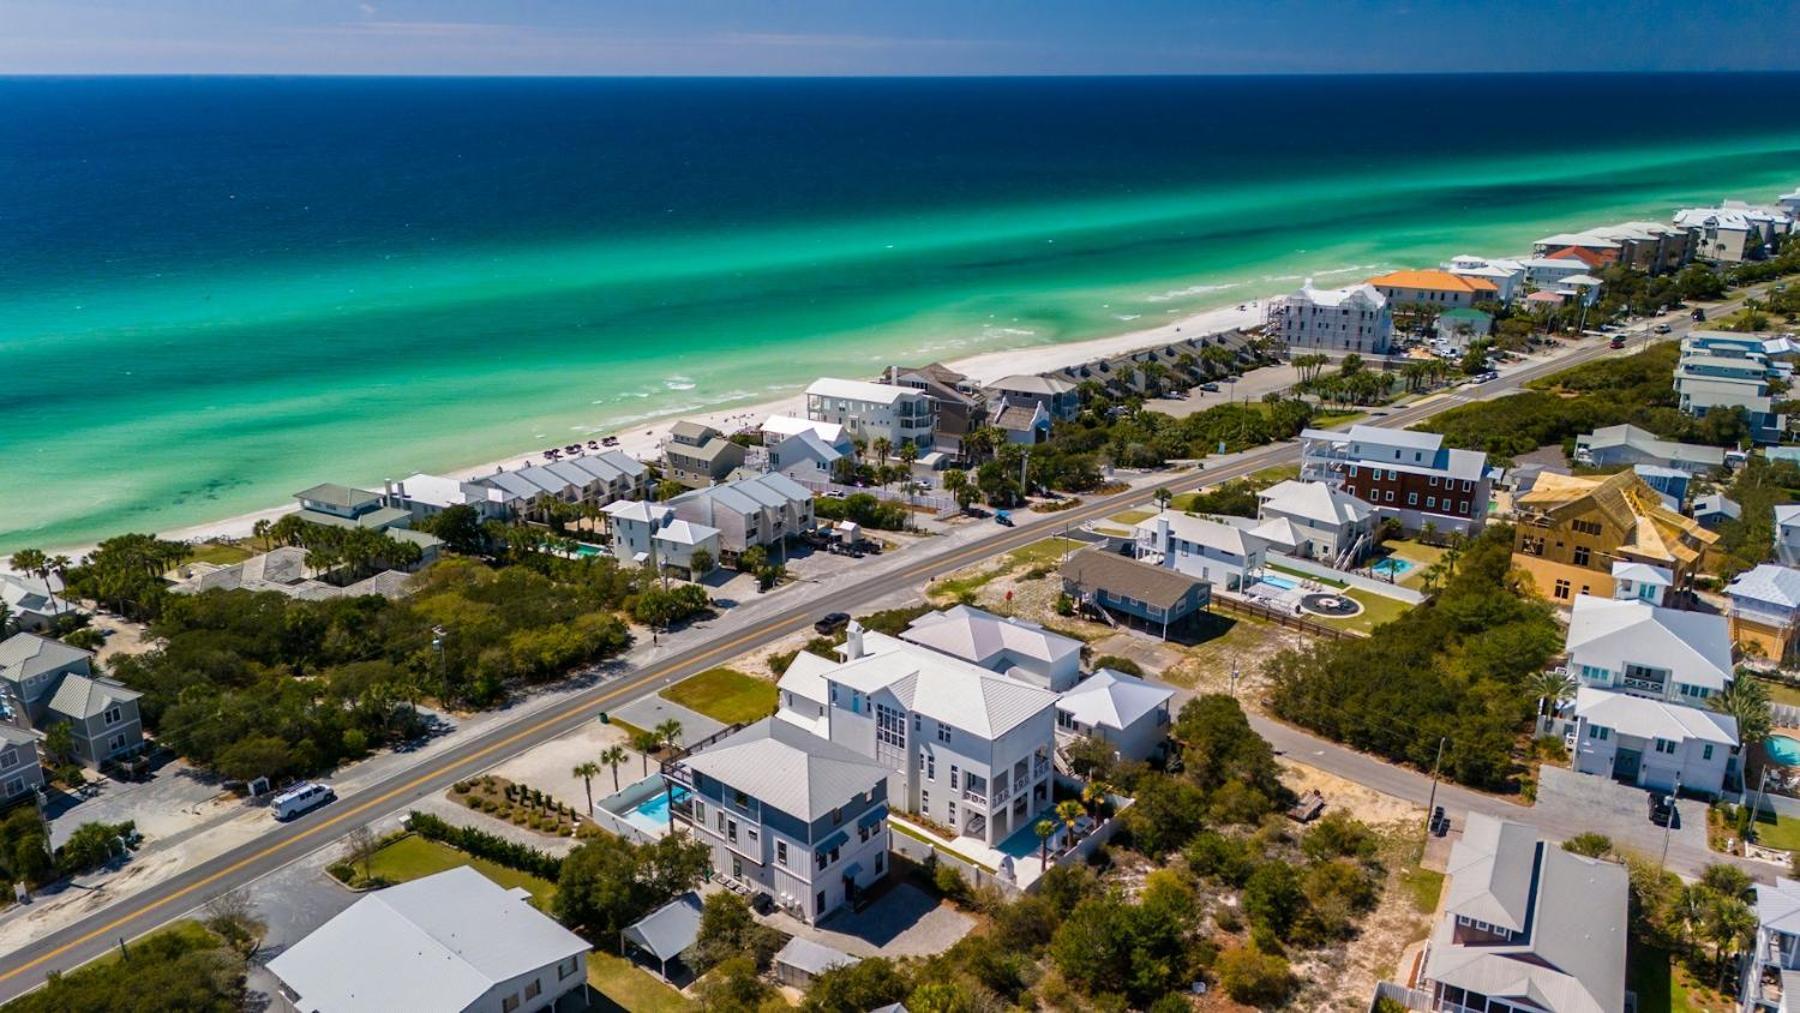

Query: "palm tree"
<box><xmin>251</xmin><ymin>518</ymin><xmax>272</xmax><ymax>551</ymax></box>
<box><xmin>631</xmin><ymin>729</ymin><xmax>662</xmax><ymax>774</ymax></box>
<box><xmin>9</xmin><ymin>549</ymin><xmax>46</xmax><ymax>589</ymax></box>
<box><xmin>655</xmin><ymin>718</ymin><xmax>684</xmax><ymax>752</ymax></box>
<box><xmin>1153</xmin><ymin>487</ymin><xmax>1173</xmax><ymax>512</ymax></box>
<box><xmin>1709</xmin><ymin>895</ymin><xmax>1758</xmax><ymax>990</ymax></box>
<box><xmin>1056</xmin><ymin>799</ymin><xmax>1085</xmax><ymax>842</ymax></box>
<box><xmin>1080</xmin><ymin>781</ymin><xmax>1111</xmax><ymax>821</ymax></box>
<box><xmin>600</xmin><ymin>745</ymin><xmax>628</xmax><ymax>791</ymax></box>
<box><xmin>1036</xmin><ymin>818</ymin><xmax>1057</xmax><ymax>868</ymax></box>
<box><xmin>572</xmin><ymin>761</ymin><xmax>600</xmax><ymax>816</ymax></box>
<box><xmin>1711</xmin><ymin>678</ymin><xmax>1773</xmax><ymax>745</ymax></box>
<box><xmin>872</xmin><ymin>437</ymin><xmax>892</xmax><ymax>470</ymax></box>
<box><xmin>1527</xmin><ymin>669</ymin><xmax>1577</xmax><ymax>721</ymax></box>
<box><xmin>942</xmin><ymin>469</ymin><xmax>968</xmax><ymax>512</ymax></box>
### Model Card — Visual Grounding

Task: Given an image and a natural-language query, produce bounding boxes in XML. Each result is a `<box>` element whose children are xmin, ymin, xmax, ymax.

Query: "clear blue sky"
<box><xmin>3</xmin><ymin>0</ymin><xmax>1797</xmax><ymax>76</ymax></box>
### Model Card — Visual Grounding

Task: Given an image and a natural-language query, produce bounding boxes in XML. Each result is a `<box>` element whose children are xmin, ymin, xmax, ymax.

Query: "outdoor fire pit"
<box><xmin>1300</xmin><ymin>592</ymin><xmax>1362</xmax><ymax>617</ymax></box>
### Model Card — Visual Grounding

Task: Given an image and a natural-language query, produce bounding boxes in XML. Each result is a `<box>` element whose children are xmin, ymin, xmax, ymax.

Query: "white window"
<box><xmin>777</xmin><ymin>841</ymin><xmax>788</xmax><ymax>866</ymax></box>
<box><xmin>694</xmin><ymin>800</ymin><xmax>706</xmax><ymax>823</ymax></box>
<box><xmin>1407</xmin><ymin>492</ymin><xmax>1419</xmax><ymax>506</ymax></box>
<box><xmin>926</xmin><ymin>755</ymin><xmax>935</xmax><ymax>780</ymax></box>
<box><xmin>104</xmin><ymin>705</ymin><xmax>123</xmax><ymax>726</ymax></box>
<box><xmin>949</xmin><ymin>765</ymin><xmax>959</xmax><ymax>789</ymax></box>
<box><xmin>948</xmin><ymin>800</ymin><xmax>957</xmax><ymax>823</ymax></box>
<box><xmin>0</xmin><ymin>749</ymin><xmax>14</xmax><ymax>770</ymax></box>
<box><xmin>3</xmin><ymin>777</ymin><xmax>21</xmax><ymax>797</ymax></box>
<box><xmin>936</xmin><ymin>721</ymin><xmax>951</xmax><ymax>743</ymax></box>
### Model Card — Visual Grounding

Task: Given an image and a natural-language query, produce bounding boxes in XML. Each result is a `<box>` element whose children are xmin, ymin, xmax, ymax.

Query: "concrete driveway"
<box><xmin>763</xmin><ymin>881</ymin><xmax>973</xmax><ymax>959</ymax></box>
<box><xmin>609</xmin><ymin>695</ymin><xmax>724</xmax><ymax>747</ymax></box>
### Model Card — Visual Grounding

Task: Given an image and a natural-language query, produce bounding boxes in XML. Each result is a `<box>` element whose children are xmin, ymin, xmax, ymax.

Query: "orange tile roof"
<box><xmin>1544</xmin><ymin>246</ymin><xmax>1611</xmax><ymax>268</ymax></box>
<box><xmin>1367</xmin><ymin>269</ymin><xmax>1498</xmax><ymax>294</ymax></box>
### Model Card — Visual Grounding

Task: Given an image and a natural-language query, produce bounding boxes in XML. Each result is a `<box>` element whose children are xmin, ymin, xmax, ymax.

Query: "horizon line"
<box><xmin>5</xmin><ymin>69</ymin><xmax>1800</xmax><ymax>81</ymax></box>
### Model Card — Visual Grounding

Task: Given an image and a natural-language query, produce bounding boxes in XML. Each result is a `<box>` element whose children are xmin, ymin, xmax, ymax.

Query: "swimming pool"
<box><xmin>623</xmin><ymin>786</ymin><xmax>690</xmax><ymax>834</ymax></box>
<box><xmin>1768</xmin><ymin>735</ymin><xmax>1800</xmax><ymax>767</ymax></box>
<box><xmin>1260</xmin><ymin>575</ymin><xmax>1299</xmax><ymax>591</ymax></box>
<box><xmin>574</xmin><ymin>543</ymin><xmax>607</xmax><ymax>558</ymax></box>
<box><xmin>1370</xmin><ymin>557</ymin><xmax>1414</xmax><ymax>578</ymax></box>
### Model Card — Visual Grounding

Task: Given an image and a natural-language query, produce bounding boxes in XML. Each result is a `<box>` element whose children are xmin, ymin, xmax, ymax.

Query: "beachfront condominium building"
<box><xmin>776</xmin><ymin>625</ymin><xmax>1059</xmax><ymax>849</ymax></box>
<box><xmin>1442</xmin><ymin>255</ymin><xmax>1527</xmax><ymax>304</ymax></box>
<box><xmin>1726</xmin><ymin>564</ymin><xmax>1800</xmax><ymax>664</ymax></box>
<box><xmin>384</xmin><ymin>474</ymin><xmax>510</xmax><ymax>523</ymax></box>
<box><xmin>1573</xmin><ymin>424</ymin><xmax>1728</xmax><ymax>475</ymax></box>
<box><xmin>1365</xmin><ymin>270</ymin><xmax>1499</xmax><ymax>330</ymax></box>
<box><xmin>293</xmin><ymin>482</ymin><xmax>447</xmax><ymax>564</ymax></box>
<box><xmin>1532</xmin><ymin>222</ymin><xmax>1697</xmax><ymax>275</ymax></box>
<box><xmin>805</xmin><ymin>378</ymin><xmax>936</xmax><ymax>453</ymax></box>
<box><xmin>1675</xmin><ymin>337</ymin><xmax>1788</xmax><ymax>444</ymax></box>
<box><xmin>882</xmin><ymin>363</ymin><xmax>987</xmax><ymax>459</ymax></box>
<box><xmin>1133</xmin><ymin>510</ymin><xmax>1294</xmax><ymax>592</ymax></box>
<box><xmin>662</xmin><ymin>717</ymin><xmax>892</xmax><ymax>925</ymax></box>
<box><xmin>1675</xmin><ymin>202</ymin><xmax>1794</xmax><ymax>263</ymax></box>
<box><xmin>1557</xmin><ymin>594</ymin><xmax>1740</xmax><ymax>796</ymax></box>
<box><xmin>662</xmin><ymin>421</ymin><xmax>747</xmax><ymax>488</ymax></box>
<box><xmin>1254</xmin><ymin>479</ymin><xmax>1375</xmax><ymax>567</ymax></box>
<box><xmin>1396</xmin><ymin>814</ymin><xmax>1626</xmax><ymax>1013</ymax></box>
<box><xmin>1267</xmin><ymin>280</ymin><xmax>1393</xmax><ymax>355</ymax></box>
<box><xmin>268</xmin><ymin>865</ymin><xmax>591</xmax><ymax>1013</ymax></box>
<box><xmin>1510</xmin><ymin>470</ymin><xmax>1716</xmax><ymax>603</ymax></box>
<box><xmin>1297</xmin><ymin>424</ymin><xmax>1491</xmax><ymax>536</ymax></box>
<box><xmin>897</xmin><ymin>605</ymin><xmax>1083</xmax><ymax>692</ymax></box>
<box><xmin>471</xmin><ymin>450</ymin><xmax>648</xmax><ymax>517</ymax></box>
<box><xmin>1743</xmin><ymin>876</ymin><xmax>1800</xmax><ymax>1013</ymax></box>
<box><xmin>0</xmin><ymin>633</ymin><xmax>144</xmax><ymax>770</ymax></box>
<box><xmin>984</xmin><ymin>375</ymin><xmax>1081</xmax><ymax>423</ymax></box>
<box><xmin>667</xmin><ymin>471</ymin><xmax>814</xmax><ymax>562</ymax></box>
<box><xmin>599</xmin><ymin>500</ymin><xmax>721</xmax><ymax>578</ymax></box>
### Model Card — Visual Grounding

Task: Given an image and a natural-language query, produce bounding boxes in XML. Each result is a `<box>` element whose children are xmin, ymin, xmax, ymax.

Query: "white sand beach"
<box><xmin>85</xmin><ymin>298</ymin><xmax>1269</xmax><ymax>556</ymax></box>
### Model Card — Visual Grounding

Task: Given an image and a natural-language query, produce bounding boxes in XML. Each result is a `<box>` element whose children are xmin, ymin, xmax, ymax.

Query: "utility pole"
<box><xmin>1422</xmin><ymin>736</ymin><xmax>1447</xmax><ymax>842</ymax></box>
<box><xmin>1659</xmin><ymin>778</ymin><xmax>1682</xmax><ymax>871</ymax></box>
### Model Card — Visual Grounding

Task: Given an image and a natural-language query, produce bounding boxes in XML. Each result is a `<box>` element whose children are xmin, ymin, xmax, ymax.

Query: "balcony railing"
<box><xmin>962</xmin><ymin>789</ymin><xmax>987</xmax><ymax>806</ymax></box>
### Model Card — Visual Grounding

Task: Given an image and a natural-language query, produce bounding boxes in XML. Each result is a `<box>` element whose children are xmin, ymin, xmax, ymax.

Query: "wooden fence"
<box><xmin>1209</xmin><ymin>595</ymin><xmax>1359</xmax><ymax>640</ymax></box>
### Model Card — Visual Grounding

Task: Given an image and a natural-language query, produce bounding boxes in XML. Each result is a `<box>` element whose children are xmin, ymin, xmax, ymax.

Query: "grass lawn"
<box><xmin>1314</xmin><ymin>588</ymin><xmax>1416</xmax><ymax>635</ymax></box>
<box><xmin>1108</xmin><ymin>509</ymin><xmax>1155</xmax><ymax>526</ymax></box>
<box><xmin>660</xmin><ymin>667</ymin><xmax>777</xmax><ymax>725</ymax></box>
<box><xmin>1397</xmin><ymin>866</ymin><xmax>1444</xmax><ymax>915</ymax></box>
<box><xmin>366</xmin><ymin>834</ymin><xmax>558</xmax><ymax>910</ymax></box>
<box><xmin>1249</xmin><ymin>464</ymin><xmax>1302</xmax><ymax>485</ymax></box>
<box><xmin>1306</xmin><ymin>412</ymin><xmax>1367</xmax><ymax>431</ymax></box>
<box><xmin>888</xmin><ymin>819</ymin><xmax>997</xmax><ymax>872</ymax></box>
<box><xmin>1629</xmin><ymin>944</ymin><xmax>1732</xmax><ymax>1013</ymax></box>
<box><xmin>1008</xmin><ymin>536</ymin><xmax>1086</xmax><ymax>567</ymax></box>
<box><xmin>185</xmin><ymin>542</ymin><xmax>254</xmax><ymax>566</ymax></box>
<box><xmin>1755</xmin><ymin>675</ymin><xmax>1800</xmax><ymax>709</ymax></box>
<box><xmin>94</xmin><ymin>920</ymin><xmax>219</xmax><ymax>968</ymax></box>
<box><xmin>1752</xmin><ymin>810</ymin><xmax>1800</xmax><ymax>851</ymax></box>
<box><xmin>588</xmin><ymin>951</ymin><xmax>695</xmax><ymax>1012</ymax></box>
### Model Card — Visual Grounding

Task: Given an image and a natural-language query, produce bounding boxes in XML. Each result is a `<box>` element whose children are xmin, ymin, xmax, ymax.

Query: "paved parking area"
<box><xmin>609</xmin><ymin>695</ymin><xmax>724</xmax><ymax>746</ymax></box>
<box><xmin>1533</xmin><ymin>766</ymin><xmax>1710</xmax><ymax>863</ymax></box>
<box><xmin>763</xmin><ymin>881</ymin><xmax>973</xmax><ymax>959</ymax></box>
<box><xmin>45</xmin><ymin>760</ymin><xmax>236</xmax><ymax>849</ymax></box>
<box><xmin>490</xmin><ymin>719</ymin><xmax>638</xmax><ymax>819</ymax></box>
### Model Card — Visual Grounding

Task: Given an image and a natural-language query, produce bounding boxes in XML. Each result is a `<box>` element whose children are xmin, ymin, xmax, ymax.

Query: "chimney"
<box><xmin>843</xmin><ymin>620</ymin><xmax>866</xmax><ymax>660</ymax></box>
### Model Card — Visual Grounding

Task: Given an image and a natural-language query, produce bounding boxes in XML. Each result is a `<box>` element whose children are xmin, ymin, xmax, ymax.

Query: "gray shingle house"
<box><xmin>0</xmin><ymin>633</ymin><xmax>144</xmax><ymax>770</ymax></box>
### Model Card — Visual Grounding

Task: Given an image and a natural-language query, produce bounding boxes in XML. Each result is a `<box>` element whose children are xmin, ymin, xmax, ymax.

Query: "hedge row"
<box><xmin>407</xmin><ymin>810</ymin><xmax>564</xmax><ymax>881</ymax></box>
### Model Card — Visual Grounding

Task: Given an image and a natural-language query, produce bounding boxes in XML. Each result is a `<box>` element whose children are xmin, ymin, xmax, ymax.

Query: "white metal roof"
<box><xmin>1574</xmin><ymin>686</ymin><xmax>1738</xmax><ymax>746</ymax></box>
<box><xmin>806</xmin><ymin>377</ymin><xmax>916</xmax><ymax>405</ymax></box>
<box><xmin>762</xmin><ymin>414</ymin><xmax>847</xmax><ymax>445</ymax></box>
<box><xmin>1136</xmin><ymin>510</ymin><xmax>1276</xmax><ymax>558</ymax></box>
<box><xmin>827</xmin><ymin>633</ymin><xmax>1058</xmax><ymax>739</ymax></box>
<box><xmin>1565</xmin><ymin>595</ymin><xmax>1733</xmax><ymax>691</ymax></box>
<box><xmin>267</xmin><ymin>866</ymin><xmax>589</xmax><ymax>1013</ymax></box>
<box><xmin>682</xmin><ymin>718</ymin><xmax>888</xmax><ymax>822</ymax></box>
<box><xmin>1727</xmin><ymin>564</ymin><xmax>1800</xmax><ymax>609</ymax></box>
<box><xmin>1257</xmin><ymin>479</ymin><xmax>1374</xmax><ymax>527</ymax></box>
<box><xmin>1055</xmin><ymin>669</ymin><xmax>1173</xmax><ymax>731</ymax></box>
<box><xmin>899</xmin><ymin>605</ymin><xmax>1081</xmax><ymax>672</ymax></box>
<box><xmin>1608</xmin><ymin>561</ymin><xmax>1672</xmax><ymax>586</ymax></box>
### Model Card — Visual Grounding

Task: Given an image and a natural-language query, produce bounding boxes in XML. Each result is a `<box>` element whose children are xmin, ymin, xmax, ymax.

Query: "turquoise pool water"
<box><xmin>574</xmin><ymin>543</ymin><xmax>606</xmax><ymax>558</ymax></box>
<box><xmin>1261</xmin><ymin>575</ymin><xmax>1299</xmax><ymax>591</ymax></box>
<box><xmin>997</xmin><ymin>811</ymin><xmax>1056</xmax><ymax>859</ymax></box>
<box><xmin>1768</xmin><ymin>735</ymin><xmax>1800</xmax><ymax>767</ymax></box>
<box><xmin>1371</xmin><ymin>558</ymin><xmax>1415</xmax><ymax>578</ymax></box>
<box><xmin>624</xmin><ymin>786</ymin><xmax>690</xmax><ymax>834</ymax></box>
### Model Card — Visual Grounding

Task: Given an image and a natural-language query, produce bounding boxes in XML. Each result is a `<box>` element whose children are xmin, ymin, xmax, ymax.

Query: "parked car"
<box><xmin>1199</xmin><ymin>382</ymin><xmax>1220</xmax><ymax>393</ymax></box>
<box><xmin>1648</xmin><ymin>793</ymin><xmax>1676</xmax><ymax>827</ymax></box>
<box><xmin>272</xmin><ymin>782</ymin><xmax>336</xmax><ymax>821</ymax></box>
<box><xmin>1653</xmin><ymin>323</ymin><xmax>1672</xmax><ymax>334</ymax></box>
<box><xmin>1692</xmin><ymin>308</ymin><xmax>1707</xmax><ymax>322</ymax></box>
<box><xmin>995</xmin><ymin>510</ymin><xmax>1014</xmax><ymax>527</ymax></box>
<box><xmin>1609</xmin><ymin>337</ymin><xmax>1627</xmax><ymax>349</ymax></box>
<box><xmin>814</xmin><ymin>612</ymin><xmax>851</xmax><ymax>635</ymax></box>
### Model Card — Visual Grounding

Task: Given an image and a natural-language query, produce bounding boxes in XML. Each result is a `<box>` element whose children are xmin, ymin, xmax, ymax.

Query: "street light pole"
<box><xmin>1422</xmin><ymin>736</ymin><xmax>1447</xmax><ymax>841</ymax></box>
<box><xmin>1659</xmin><ymin>778</ymin><xmax>1682</xmax><ymax>871</ymax></box>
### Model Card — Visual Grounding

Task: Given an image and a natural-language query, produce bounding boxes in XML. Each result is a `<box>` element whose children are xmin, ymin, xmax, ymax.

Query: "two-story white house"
<box><xmin>268</xmin><ymin>866</ymin><xmax>591</xmax><ymax>1013</ymax></box>
<box><xmin>1403</xmin><ymin>814</ymin><xmax>1627</xmax><ymax>1013</ymax></box>
<box><xmin>1561</xmin><ymin>595</ymin><xmax>1740</xmax><ymax>796</ymax></box>
<box><xmin>897</xmin><ymin>605</ymin><xmax>1083</xmax><ymax>692</ymax></box>
<box><xmin>600</xmin><ymin>501</ymin><xmax>721</xmax><ymax>578</ymax></box>
<box><xmin>1133</xmin><ymin>511</ymin><xmax>1291</xmax><ymax>592</ymax></box>
<box><xmin>1254</xmin><ymin>479</ymin><xmax>1375</xmax><ymax>567</ymax></box>
<box><xmin>665</xmin><ymin>717</ymin><xmax>891</xmax><ymax>925</ymax></box>
<box><xmin>1743</xmin><ymin>876</ymin><xmax>1800</xmax><ymax>1013</ymax></box>
<box><xmin>1610</xmin><ymin>561</ymin><xmax>1674</xmax><ymax>606</ymax></box>
<box><xmin>805</xmin><ymin>378</ymin><xmax>936</xmax><ymax>453</ymax></box>
<box><xmin>778</xmin><ymin>625</ymin><xmax>1059</xmax><ymax>850</ymax></box>
<box><xmin>1054</xmin><ymin>669</ymin><xmax>1174</xmax><ymax>763</ymax></box>
<box><xmin>1775</xmin><ymin>505</ymin><xmax>1800</xmax><ymax>567</ymax></box>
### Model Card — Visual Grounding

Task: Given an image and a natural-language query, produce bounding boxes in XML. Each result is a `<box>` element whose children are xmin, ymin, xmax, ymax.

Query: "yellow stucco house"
<box><xmin>1510</xmin><ymin>471</ymin><xmax>1716</xmax><ymax>604</ymax></box>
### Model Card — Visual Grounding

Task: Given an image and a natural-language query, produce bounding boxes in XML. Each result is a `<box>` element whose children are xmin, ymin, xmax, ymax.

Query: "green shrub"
<box><xmin>405</xmin><ymin>811</ymin><xmax>563</xmax><ymax>881</ymax></box>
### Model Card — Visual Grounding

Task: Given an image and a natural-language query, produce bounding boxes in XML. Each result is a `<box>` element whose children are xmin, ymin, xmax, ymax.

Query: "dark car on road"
<box><xmin>814</xmin><ymin>612</ymin><xmax>851</xmax><ymax>635</ymax></box>
<box><xmin>1649</xmin><ymin>793</ymin><xmax>1676</xmax><ymax>827</ymax></box>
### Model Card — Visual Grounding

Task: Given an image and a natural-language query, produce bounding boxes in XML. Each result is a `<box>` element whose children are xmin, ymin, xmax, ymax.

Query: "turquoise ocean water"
<box><xmin>2</xmin><ymin>75</ymin><xmax>1797</xmax><ymax>552</ymax></box>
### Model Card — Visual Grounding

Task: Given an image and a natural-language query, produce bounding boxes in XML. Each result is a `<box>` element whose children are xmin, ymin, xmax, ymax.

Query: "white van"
<box><xmin>271</xmin><ymin>782</ymin><xmax>335</xmax><ymax>821</ymax></box>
